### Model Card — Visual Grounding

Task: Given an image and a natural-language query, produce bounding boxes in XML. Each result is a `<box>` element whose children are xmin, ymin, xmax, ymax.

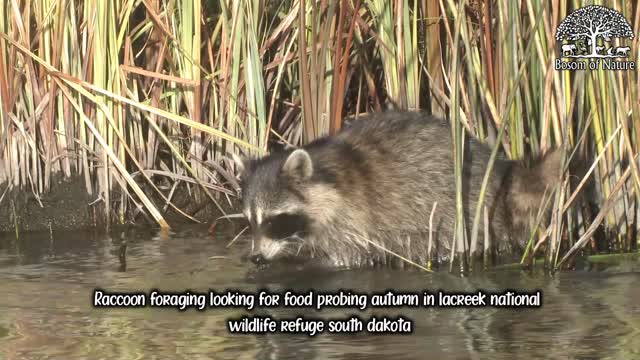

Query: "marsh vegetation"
<box><xmin>0</xmin><ymin>0</ymin><xmax>638</xmax><ymax>270</ymax></box>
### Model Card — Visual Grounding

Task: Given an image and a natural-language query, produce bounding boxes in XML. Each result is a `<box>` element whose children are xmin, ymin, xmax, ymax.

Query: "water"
<box><xmin>0</xmin><ymin>225</ymin><xmax>639</xmax><ymax>360</ymax></box>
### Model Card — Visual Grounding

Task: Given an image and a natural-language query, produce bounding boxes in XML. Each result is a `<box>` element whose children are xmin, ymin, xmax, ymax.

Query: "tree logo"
<box><xmin>555</xmin><ymin>5</ymin><xmax>635</xmax><ymax>71</ymax></box>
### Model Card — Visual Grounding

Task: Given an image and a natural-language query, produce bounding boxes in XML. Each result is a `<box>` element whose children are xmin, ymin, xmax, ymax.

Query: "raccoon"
<box><xmin>233</xmin><ymin>111</ymin><xmax>563</xmax><ymax>268</ymax></box>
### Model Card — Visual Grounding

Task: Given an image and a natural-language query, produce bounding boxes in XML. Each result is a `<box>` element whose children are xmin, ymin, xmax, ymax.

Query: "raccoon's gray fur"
<box><xmin>233</xmin><ymin>111</ymin><xmax>563</xmax><ymax>268</ymax></box>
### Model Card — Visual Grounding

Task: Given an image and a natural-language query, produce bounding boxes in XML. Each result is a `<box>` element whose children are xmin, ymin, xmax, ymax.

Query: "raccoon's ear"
<box><xmin>231</xmin><ymin>153</ymin><xmax>248</xmax><ymax>176</ymax></box>
<box><xmin>281</xmin><ymin>149</ymin><xmax>313</xmax><ymax>182</ymax></box>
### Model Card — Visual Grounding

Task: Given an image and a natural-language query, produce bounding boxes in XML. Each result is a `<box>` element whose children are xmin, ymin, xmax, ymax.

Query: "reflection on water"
<box><xmin>0</xmin><ymin>225</ymin><xmax>639</xmax><ymax>360</ymax></box>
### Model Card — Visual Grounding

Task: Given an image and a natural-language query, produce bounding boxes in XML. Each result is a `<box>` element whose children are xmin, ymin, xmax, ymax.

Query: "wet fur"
<box><xmin>236</xmin><ymin>111</ymin><xmax>563</xmax><ymax>267</ymax></box>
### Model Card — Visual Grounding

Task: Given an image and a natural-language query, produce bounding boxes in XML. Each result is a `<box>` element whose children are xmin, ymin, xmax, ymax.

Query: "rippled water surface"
<box><xmin>0</xmin><ymin>225</ymin><xmax>639</xmax><ymax>360</ymax></box>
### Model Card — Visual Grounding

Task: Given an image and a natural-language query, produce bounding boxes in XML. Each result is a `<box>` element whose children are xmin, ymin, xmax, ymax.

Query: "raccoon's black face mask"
<box><xmin>233</xmin><ymin>149</ymin><xmax>315</xmax><ymax>266</ymax></box>
<box><xmin>260</xmin><ymin>213</ymin><xmax>309</xmax><ymax>240</ymax></box>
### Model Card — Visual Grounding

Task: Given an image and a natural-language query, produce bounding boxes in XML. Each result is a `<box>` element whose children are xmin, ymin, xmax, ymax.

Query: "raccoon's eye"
<box><xmin>262</xmin><ymin>213</ymin><xmax>308</xmax><ymax>240</ymax></box>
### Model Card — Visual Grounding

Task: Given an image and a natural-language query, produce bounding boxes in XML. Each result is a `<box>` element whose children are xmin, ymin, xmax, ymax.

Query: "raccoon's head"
<box><xmin>233</xmin><ymin>149</ymin><xmax>317</xmax><ymax>266</ymax></box>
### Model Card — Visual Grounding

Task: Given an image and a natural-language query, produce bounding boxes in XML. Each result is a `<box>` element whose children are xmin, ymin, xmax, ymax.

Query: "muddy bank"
<box><xmin>0</xmin><ymin>176</ymin><xmax>92</xmax><ymax>233</ymax></box>
<box><xmin>0</xmin><ymin>176</ymin><xmax>238</xmax><ymax>234</ymax></box>
<box><xmin>147</xmin><ymin>181</ymin><xmax>239</xmax><ymax>226</ymax></box>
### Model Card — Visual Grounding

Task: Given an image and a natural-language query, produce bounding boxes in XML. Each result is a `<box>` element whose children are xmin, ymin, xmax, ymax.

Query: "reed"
<box><xmin>0</xmin><ymin>0</ymin><xmax>637</xmax><ymax>268</ymax></box>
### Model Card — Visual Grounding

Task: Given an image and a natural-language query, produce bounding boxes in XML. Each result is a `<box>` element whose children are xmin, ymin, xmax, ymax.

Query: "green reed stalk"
<box><xmin>448</xmin><ymin>0</ymin><xmax>467</xmax><ymax>270</ymax></box>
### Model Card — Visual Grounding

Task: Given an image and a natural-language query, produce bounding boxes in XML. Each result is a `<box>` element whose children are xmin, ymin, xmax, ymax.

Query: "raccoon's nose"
<box><xmin>250</xmin><ymin>254</ymin><xmax>266</xmax><ymax>265</ymax></box>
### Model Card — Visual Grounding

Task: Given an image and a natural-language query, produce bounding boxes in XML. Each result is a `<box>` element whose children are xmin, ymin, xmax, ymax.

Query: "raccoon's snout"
<box><xmin>256</xmin><ymin>237</ymin><xmax>286</xmax><ymax>261</ymax></box>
